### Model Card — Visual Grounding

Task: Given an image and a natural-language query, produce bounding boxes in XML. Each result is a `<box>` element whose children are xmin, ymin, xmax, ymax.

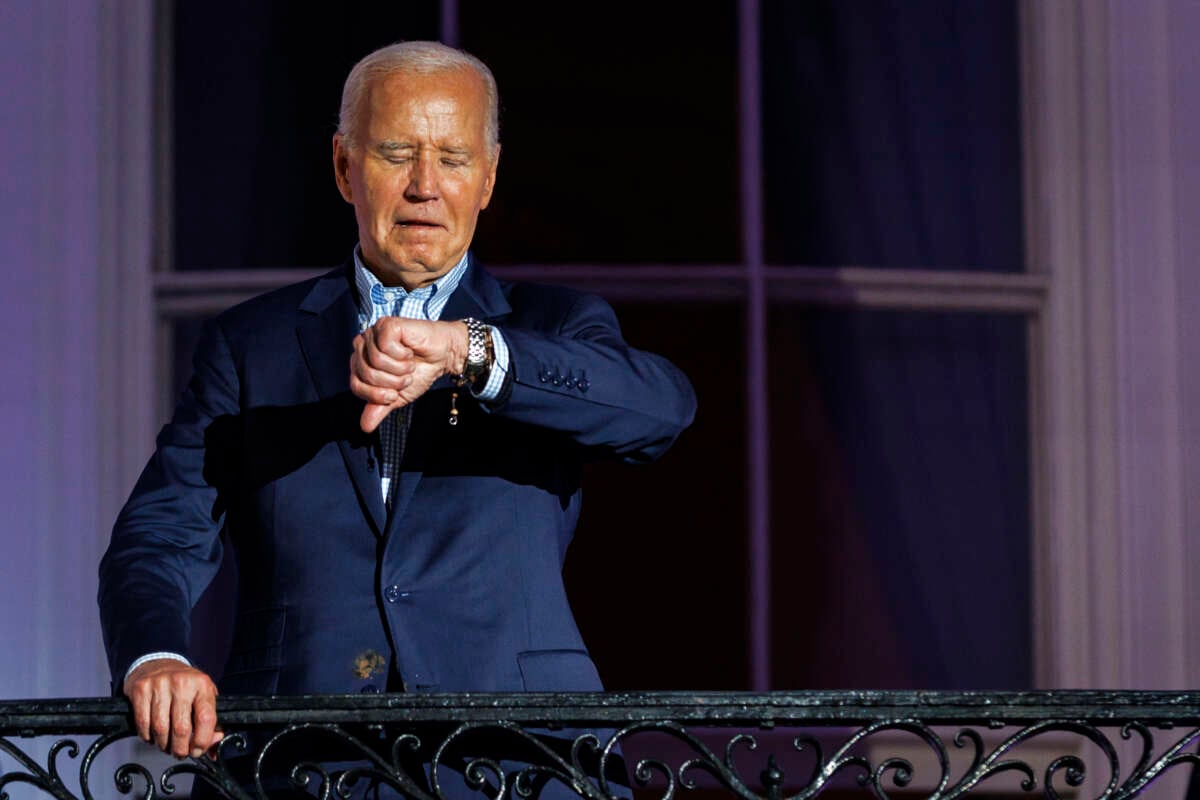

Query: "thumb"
<box><xmin>360</xmin><ymin>403</ymin><xmax>392</xmax><ymax>433</ymax></box>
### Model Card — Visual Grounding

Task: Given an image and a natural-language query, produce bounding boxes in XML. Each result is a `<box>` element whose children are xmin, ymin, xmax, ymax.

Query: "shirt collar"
<box><xmin>352</xmin><ymin>248</ymin><xmax>471</xmax><ymax>315</ymax></box>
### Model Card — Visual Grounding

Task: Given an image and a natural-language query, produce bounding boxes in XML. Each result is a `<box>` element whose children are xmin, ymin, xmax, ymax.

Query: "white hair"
<box><xmin>337</xmin><ymin>40</ymin><xmax>500</xmax><ymax>153</ymax></box>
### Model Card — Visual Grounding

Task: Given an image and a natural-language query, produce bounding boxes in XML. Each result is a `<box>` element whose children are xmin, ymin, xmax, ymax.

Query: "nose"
<box><xmin>404</xmin><ymin>154</ymin><xmax>438</xmax><ymax>201</ymax></box>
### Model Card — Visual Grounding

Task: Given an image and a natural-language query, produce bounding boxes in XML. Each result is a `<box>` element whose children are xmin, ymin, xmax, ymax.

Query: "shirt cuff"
<box><xmin>472</xmin><ymin>326</ymin><xmax>510</xmax><ymax>401</ymax></box>
<box><xmin>124</xmin><ymin>651</ymin><xmax>191</xmax><ymax>682</ymax></box>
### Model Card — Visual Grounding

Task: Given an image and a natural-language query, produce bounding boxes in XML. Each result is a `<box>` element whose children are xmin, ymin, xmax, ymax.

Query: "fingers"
<box><xmin>373</xmin><ymin>316</ymin><xmax>435</xmax><ymax>358</ymax></box>
<box><xmin>149</xmin><ymin>680</ymin><xmax>171</xmax><ymax>750</ymax></box>
<box><xmin>361</xmin><ymin>317</ymin><xmax>446</xmax><ymax>369</ymax></box>
<box><xmin>169</xmin><ymin>683</ymin><xmax>194</xmax><ymax>758</ymax></box>
<box><xmin>350</xmin><ymin>332</ymin><xmax>403</xmax><ymax>434</ymax></box>
<box><xmin>351</xmin><ymin>331</ymin><xmax>412</xmax><ymax>405</ymax></box>
<box><xmin>350</xmin><ymin>319</ymin><xmax>458</xmax><ymax>428</ymax></box>
<box><xmin>130</xmin><ymin>682</ymin><xmax>151</xmax><ymax>745</ymax></box>
<box><xmin>358</xmin><ymin>329</ymin><xmax>415</xmax><ymax>378</ymax></box>
<box><xmin>189</xmin><ymin>685</ymin><xmax>219</xmax><ymax>758</ymax></box>
<box><xmin>123</xmin><ymin>659</ymin><xmax>221</xmax><ymax>759</ymax></box>
<box><xmin>206</xmin><ymin>725</ymin><xmax>226</xmax><ymax>761</ymax></box>
<box><xmin>349</xmin><ymin>359</ymin><xmax>403</xmax><ymax>406</ymax></box>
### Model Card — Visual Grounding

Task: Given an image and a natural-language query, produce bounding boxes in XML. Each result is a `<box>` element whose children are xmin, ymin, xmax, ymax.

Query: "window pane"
<box><xmin>564</xmin><ymin>302</ymin><xmax>749</xmax><ymax>690</ymax></box>
<box><xmin>460</xmin><ymin>1</ymin><xmax>741</xmax><ymax>265</ymax></box>
<box><xmin>767</xmin><ymin>307</ymin><xmax>1031</xmax><ymax>689</ymax></box>
<box><xmin>761</xmin><ymin>0</ymin><xmax>1024</xmax><ymax>271</ymax></box>
<box><xmin>172</xmin><ymin>2</ymin><xmax>440</xmax><ymax>270</ymax></box>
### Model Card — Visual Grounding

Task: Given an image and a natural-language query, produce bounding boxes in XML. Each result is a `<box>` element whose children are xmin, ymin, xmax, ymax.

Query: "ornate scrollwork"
<box><xmin>540</xmin><ymin>718</ymin><xmax>1200</xmax><ymax>800</ymax></box>
<box><xmin>1109</xmin><ymin>722</ymin><xmax>1200</xmax><ymax>800</ymax></box>
<box><xmin>5</xmin><ymin>696</ymin><xmax>1200</xmax><ymax>799</ymax></box>
<box><xmin>0</xmin><ymin>736</ymin><xmax>79</xmax><ymax>799</ymax></box>
<box><xmin>431</xmin><ymin>720</ymin><xmax>605</xmax><ymax>800</ymax></box>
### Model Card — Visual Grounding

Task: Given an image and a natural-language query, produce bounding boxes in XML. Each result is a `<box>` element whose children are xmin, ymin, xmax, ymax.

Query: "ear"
<box><xmin>332</xmin><ymin>133</ymin><xmax>354</xmax><ymax>203</ymax></box>
<box><xmin>479</xmin><ymin>144</ymin><xmax>501</xmax><ymax>210</ymax></box>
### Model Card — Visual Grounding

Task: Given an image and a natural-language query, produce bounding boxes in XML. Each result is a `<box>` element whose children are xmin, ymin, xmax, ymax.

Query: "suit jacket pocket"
<box><xmin>517</xmin><ymin>649</ymin><xmax>603</xmax><ymax>691</ymax></box>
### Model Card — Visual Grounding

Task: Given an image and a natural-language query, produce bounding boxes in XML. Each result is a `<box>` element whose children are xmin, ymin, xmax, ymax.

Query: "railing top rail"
<box><xmin>4</xmin><ymin>690</ymin><xmax>1200</xmax><ymax>734</ymax></box>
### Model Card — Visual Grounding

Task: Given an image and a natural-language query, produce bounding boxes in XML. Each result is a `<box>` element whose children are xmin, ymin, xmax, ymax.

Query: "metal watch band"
<box><xmin>459</xmin><ymin>317</ymin><xmax>492</xmax><ymax>385</ymax></box>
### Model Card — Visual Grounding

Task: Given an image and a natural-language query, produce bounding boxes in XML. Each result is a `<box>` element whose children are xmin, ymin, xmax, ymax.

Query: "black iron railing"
<box><xmin>2</xmin><ymin>691</ymin><xmax>1200</xmax><ymax>800</ymax></box>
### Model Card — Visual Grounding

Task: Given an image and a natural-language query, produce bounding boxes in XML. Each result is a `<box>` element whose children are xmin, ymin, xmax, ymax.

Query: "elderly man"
<box><xmin>98</xmin><ymin>37</ymin><xmax>696</xmax><ymax>779</ymax></box>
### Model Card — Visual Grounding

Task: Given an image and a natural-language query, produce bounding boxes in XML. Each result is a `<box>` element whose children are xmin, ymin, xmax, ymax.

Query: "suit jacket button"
<box><xmin>384</xmin><ymin>584</ymin><xmax>402</xmax><ymax>603</ymax></box>
<box><xmin>578</xmin><ymin>379</ymin><xmax>590</xmax><ymax>392</ymax></box>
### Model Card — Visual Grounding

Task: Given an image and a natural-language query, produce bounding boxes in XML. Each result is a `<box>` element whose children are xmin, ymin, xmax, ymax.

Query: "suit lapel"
<box><xmin>384</xmin><ymin>260</ymin><xmax>512</xmax><ymax>534</ymax></box>
<box><xmin>438</xmin><ymin>257</ymin><xmax>512</xmax><ymax>323</ymax></box>
<box><xmin>296</xmin><ymin>265</ymin><xmax>388</xmax><ymax>537</ymax></box>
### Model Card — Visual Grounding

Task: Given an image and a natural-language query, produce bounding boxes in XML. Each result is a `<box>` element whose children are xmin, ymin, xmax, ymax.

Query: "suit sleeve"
<box><xmin>97</xmin><ymin>318</ymin><xmax>238</xmax><ymax>689</ymax></box>
<box><xmin>490</xmin><ymin>292</ymin><xmax>696</xmax><ymax>463</ymax></box>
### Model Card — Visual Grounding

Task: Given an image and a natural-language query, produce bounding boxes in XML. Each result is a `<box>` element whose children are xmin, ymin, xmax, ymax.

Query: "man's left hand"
<box><xmin>350</xmin><ymin>317</ymin><xmax>469</xmax><ymax>433</ymax></box>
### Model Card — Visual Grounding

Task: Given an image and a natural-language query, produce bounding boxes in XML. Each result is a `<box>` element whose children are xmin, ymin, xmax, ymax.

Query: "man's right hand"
<box><xmin>350</xmin><ymin>317</ymin><xmax>470</xmax><ymax>433</ymax></box>
<box><xmin>123</xmin><ymin>658</ymin><xmax>222</xmax><ymax>759</ymax></box>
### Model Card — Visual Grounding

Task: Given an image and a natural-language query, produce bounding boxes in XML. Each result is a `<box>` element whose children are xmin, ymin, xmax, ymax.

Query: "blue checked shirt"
<box><xmin>353</xmin><ymin>249</ymin><xmax>510</xmax><ymax>506</ymax></box>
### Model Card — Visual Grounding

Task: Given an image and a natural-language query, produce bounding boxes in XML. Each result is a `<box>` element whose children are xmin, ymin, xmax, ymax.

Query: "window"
<box><xmin>161</xmin><ymin>0</ymin><xmax>1036</xmax><ymax>690</ymax></box>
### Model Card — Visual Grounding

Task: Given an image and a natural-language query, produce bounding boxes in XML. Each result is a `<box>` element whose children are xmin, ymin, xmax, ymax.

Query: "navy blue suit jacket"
<box><xmin>99</xmin><ymin>258</ymin><xmax>696</xmax><ymax>697</ymax></box>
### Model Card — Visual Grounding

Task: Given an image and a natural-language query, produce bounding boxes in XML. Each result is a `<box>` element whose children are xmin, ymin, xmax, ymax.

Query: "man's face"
<box><xmin>333</xmin><ymin>67</ymin><xmax>499</xmax><ymax>288</ymax></box>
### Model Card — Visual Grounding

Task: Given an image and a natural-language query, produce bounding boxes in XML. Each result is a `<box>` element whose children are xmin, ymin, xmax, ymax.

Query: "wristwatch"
<box><xmin>458</xmin><ymin>317</ymin><xmax>494</xmax><ymax>386</ymax></box>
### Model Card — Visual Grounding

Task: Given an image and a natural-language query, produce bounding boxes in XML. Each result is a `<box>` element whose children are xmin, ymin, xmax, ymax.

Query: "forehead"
<box><xmin>360</xmin><ymin>68</ymin><xmax>489</xmax><ymax>145</ymax></box>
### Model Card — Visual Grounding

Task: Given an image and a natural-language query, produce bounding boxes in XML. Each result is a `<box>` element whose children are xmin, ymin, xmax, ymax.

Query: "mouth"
<box><xmin>395</xmin><ymin>219</ymin><xmax>443</xmax><ymax>230</ymax></box>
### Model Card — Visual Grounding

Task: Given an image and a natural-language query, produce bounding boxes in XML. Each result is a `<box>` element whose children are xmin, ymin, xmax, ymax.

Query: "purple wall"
<box><xmin>0</xmin><ymin>0</ymin><xmax>137</xmax><ymax>701</ymax></box>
